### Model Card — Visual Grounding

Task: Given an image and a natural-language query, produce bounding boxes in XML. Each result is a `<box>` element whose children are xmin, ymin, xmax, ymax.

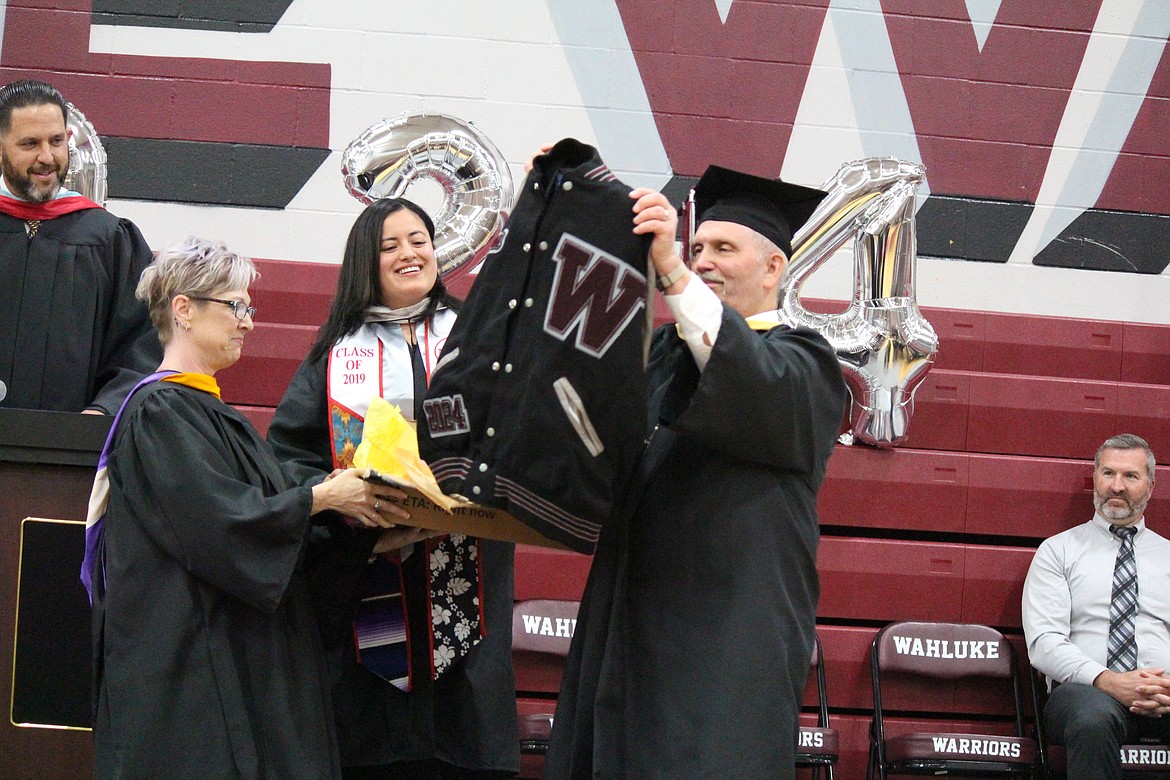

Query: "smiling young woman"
<box><xmin>378</xmin><ymin>207</ymin><xmax>439</xmax><ymax>310</ymax></box>
<box><xmin>267</xmin><ymin>199</ymin><xmax>520</xmax><ymax>780</ymax></box>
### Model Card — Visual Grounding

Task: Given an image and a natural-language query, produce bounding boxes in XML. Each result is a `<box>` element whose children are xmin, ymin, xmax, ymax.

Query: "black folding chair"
<box><xmin>512</xmin><ymin>599</ymin><xmax>579</xmax><ymax>756</ymax></box>
<box><xmin>868</xmin><ymin>621</ymin><xmax>1038</xmax><ymax>779</ymax></box>
<box><xmin>796</xmin><ymin>634</ymin><xmax>839</xmax><ymax>779</ymax></box>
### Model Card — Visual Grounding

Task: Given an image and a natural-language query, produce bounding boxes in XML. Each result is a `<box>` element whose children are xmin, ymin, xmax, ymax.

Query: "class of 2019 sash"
<box><xmin>327</xmin><ymin>313</ymin><xmax>480</xmax><ymax>690</ymax></box>
<box><xmin>327</xmin><ymin>326</ymin><xmax>383</xmax><ymax>469</ymax></box>
<box><xmin>326</xmin><ymin>316</ymin><xmax>452</xmax><ymax>467</ymax></box>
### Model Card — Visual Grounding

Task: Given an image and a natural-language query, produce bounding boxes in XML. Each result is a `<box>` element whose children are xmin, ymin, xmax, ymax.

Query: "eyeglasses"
<box><xmin>190</xmin><ymin>296</ymin><xmax>257</xmax><ymax>321</ymax></box>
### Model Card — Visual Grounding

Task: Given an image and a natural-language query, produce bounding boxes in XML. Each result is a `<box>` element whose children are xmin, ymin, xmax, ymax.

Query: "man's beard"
<box><xmin>1094</xmin><ymin>488</ymin><xmax>1150</xmax><ymax>523</ymax></box>
<box><xmin>2</xmin><ymin>156</ymin><xmax>63</xmax><ymax>203</ymax></box>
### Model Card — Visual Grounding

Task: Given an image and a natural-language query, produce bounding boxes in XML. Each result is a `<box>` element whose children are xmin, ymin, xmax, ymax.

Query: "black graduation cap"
<box><xmin>692</xmin><ymin>165</ymin><xmax>827</xmax><ymax>257</ymax></box>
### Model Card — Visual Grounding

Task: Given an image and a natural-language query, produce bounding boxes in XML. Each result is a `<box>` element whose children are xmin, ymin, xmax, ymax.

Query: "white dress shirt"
<box><xmin>664</xmin><ymin>272</ymin><xmax>782</xmax><ymax>371</ymax></box>
<box><xmin>663</xmin><ymin>272</ymin><xmax>723</xmax><ymax>370</ymax></box>
<box><xmin>1023</xmin><ymin>513</ymin><xmax>1170</xmax><ymax>686</ymax></box>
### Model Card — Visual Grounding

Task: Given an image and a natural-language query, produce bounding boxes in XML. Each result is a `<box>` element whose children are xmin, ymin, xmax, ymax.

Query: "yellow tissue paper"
<box><xmin>352</xmin><ymin>396</ymin><xmax>457</xmax><ymax>510</ymax></box>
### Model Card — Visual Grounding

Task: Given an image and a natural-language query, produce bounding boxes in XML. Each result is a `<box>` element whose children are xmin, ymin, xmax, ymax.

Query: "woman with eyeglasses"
<box><xmin>85</xmin><ymin>236</ymin><xmax>401</xmax><ymax>779</ymax></box>
<box><xmin>267</xmin><ymin>199</ymin><xmax>518</xmax><ymax>780</ymax></box>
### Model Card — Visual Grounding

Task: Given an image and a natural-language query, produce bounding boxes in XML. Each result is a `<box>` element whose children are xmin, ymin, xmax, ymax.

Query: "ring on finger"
<box><xmin>374</xmin><ymin>500</ymin><xmax>382</xmax><ymax>512</ymax></box>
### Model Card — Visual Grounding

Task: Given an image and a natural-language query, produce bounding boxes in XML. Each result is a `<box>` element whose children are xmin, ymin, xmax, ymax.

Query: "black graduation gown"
<box><xmin>544</xmin><ymin>308</ymin><xmax>848</xmax><ymax>779</ymax></box>
<box><xmin>267</xmin><ymin>349</ymin><xmax>520</xmax><ymax>773</ymax></box>
<box><xmin>0</xmin><ymin>208</ymin><xmax>160</xmax><ymax>413</ymax></box>
<box><xmin>92</xmin><ymin>381</ymin><xmax>340</xmax><ymax>779</ymax></box>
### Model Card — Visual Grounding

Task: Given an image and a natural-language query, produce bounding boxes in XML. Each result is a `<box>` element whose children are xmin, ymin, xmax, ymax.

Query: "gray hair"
<box><xmin>136</xmin><ymin>236</ymin><xmax>258</xmax><ymax>345</ymax></box>
<box><xmin>1095</xmin><ymin>433</ymin><xmax>1156</xmax><ymax>483</ymax></box>
<box><xmin>753</xmin><ymin>231</ymin><xmax>789</xmax><ymax>304</ymax></box>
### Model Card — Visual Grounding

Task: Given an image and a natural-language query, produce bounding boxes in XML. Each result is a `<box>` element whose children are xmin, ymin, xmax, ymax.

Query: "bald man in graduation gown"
<box><xmin>0</xmin><ymin>80</ymin><xmax>157</xmax><ymax>413</ymax></box>
<box><xmin>544</xmin><ymin>167</ymin><xmax>848</xmax><ymax>779</ymax></box>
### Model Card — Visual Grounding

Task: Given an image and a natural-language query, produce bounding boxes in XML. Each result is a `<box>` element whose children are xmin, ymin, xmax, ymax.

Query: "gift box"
<box><xmin>354</xmin><ymin>396</ymin><xmax>568</xmax><ymax>550</ymax></box>
<box><xmin>361</xmin><ymin>468</ymin><xmax>568</xmax><ymax>549</ymax></box>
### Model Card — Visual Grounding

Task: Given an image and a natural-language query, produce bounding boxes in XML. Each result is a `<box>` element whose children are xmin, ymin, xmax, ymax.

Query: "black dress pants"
<box><xmin>1044</xmin><ymin>682</ymin><xmax>1170</xmax><ymax>780</ymax></box>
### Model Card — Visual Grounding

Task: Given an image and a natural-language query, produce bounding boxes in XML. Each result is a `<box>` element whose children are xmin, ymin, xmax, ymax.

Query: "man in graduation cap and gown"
<box><xmin>544</xmin><ymin>166</ymin><xmax>848</xmax><ymax>778</ymax></box>
<box><xmin>0</xmin><ymin>79</ymin><xmax>158</xmax><ymax>413</ymax></box>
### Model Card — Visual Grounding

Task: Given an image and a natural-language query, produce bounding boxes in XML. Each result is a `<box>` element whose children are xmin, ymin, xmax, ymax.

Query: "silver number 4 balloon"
<box><xmin>779</xmin><ymin>157</ymin><xmax>938</xmax><ymax>448</ymax></box>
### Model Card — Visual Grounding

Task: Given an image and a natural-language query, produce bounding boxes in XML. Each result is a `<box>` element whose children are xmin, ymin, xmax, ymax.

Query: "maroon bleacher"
<box><xmin>248</xmin><ymin>257</ymin><xmax>338</xmax><ymax>325</ymax></box>
<box><xmin>230</xmin><ymin>259</ymin><xmax>1170</xmax><ymax>778</ymax></box>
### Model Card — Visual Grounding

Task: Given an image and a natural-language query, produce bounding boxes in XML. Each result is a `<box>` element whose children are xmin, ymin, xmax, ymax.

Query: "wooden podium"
<box><xmin>0</xmin><ymin>408</ymin><xmax>107</xmax><ymax>780</ymax></box>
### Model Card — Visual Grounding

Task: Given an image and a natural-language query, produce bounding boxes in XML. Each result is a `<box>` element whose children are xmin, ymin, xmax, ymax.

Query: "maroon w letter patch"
<box><xmin>543</xmin><ymin>234</ymin><xmax>646</xmax><ymax>358</ymax></box>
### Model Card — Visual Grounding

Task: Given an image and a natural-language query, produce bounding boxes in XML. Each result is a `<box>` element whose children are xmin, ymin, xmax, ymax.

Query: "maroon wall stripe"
<box><xmin>1</xmin><ymin>0</ymin><xmax>330</xmax><ymax>147</ymax></box>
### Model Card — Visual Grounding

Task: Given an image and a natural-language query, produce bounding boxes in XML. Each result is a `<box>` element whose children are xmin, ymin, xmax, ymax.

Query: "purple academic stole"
<box><xmin>81</xmin><ymin>370</ymin><xmax>177</xmax><ymax>602</ymax></box>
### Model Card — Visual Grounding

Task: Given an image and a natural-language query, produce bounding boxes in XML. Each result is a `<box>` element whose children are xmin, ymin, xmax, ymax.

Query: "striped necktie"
<box><xmin>1107</xmin><ymin>524</ymin><xmax>1139</xmax><ymax>672</ymax></box>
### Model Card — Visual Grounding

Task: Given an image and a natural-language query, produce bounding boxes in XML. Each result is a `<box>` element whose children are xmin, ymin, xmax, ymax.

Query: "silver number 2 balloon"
<box><xmin>341</xmin><ymin>113</ymin><xmax>514</xmax><ymax>282</ymax></box>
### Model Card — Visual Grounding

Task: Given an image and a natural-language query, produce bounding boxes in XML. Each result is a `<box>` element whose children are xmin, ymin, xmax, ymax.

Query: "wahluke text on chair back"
<box><xmin>876</xmin><ymin>621</ymin><xmax>1015</xmax><ymax>680</ymax></box>
<box><xmin>512</xmin><ymin>598</ymin><xmax>578</xmax><ymax>656</ymax></box>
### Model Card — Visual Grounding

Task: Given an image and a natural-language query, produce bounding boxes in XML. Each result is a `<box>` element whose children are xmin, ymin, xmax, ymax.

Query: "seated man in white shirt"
<box><xmin>1023</xmin><ymin>433</ymin><xmax>1170</xmax><ymax>780</ymax></box>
